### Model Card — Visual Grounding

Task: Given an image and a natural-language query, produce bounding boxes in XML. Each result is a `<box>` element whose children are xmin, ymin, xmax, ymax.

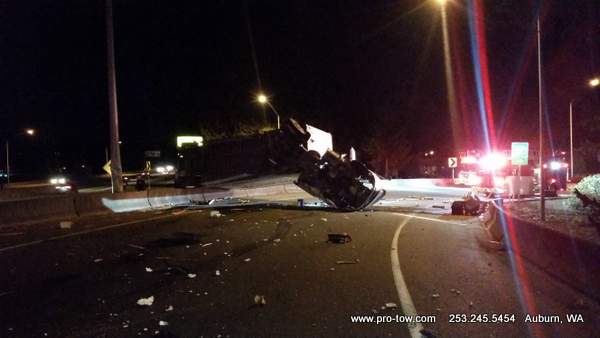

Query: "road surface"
<box><xmin>1</xmin><ymin>194</ymin><xmax>598</xmax><ymax>337</ymax></box>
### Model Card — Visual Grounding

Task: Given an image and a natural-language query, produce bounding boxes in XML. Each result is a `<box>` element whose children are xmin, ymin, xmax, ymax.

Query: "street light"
<box><xmin>256</xmin><ymin>93</ymin><xmax>281</xmax><ymax>130</ymax></box>
<box><xmin>435</xmin><ymin>0</ymin><xmax>447</xmax><ymax>5</ymax></box>
<box><xmin>4</xmin><ymin>128</ymin><xmax>36</xmax><ymax>185</ymax></box>
<box><xmin>569</xmin><ymin>77</ymin><xmax>599</xmax><ymax>177</ymax></box>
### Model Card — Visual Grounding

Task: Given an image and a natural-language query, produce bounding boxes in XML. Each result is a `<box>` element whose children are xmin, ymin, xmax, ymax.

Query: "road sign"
<box><xmin>448</xmin><ymin>157</ymin><xmax>458</xmax><ymax>168</ymax></box>
<box><xmin>103</xmin><ymin>160</ymin><xmax>112</xmax><ymax>176</ymax></box>
<box><xmin>144</xmin><ymin>150</ymin><xmax>161</xmax><ymax>158</ymax></box>
<box><xmin>511</xmin><ymin>142</ymin><xmax>529</xmax><ymax>165</ymax></box>
<box><xmin>145</xmin><ymin>161</ymin><xmax>152</xmax><ymax>171</ymax></box>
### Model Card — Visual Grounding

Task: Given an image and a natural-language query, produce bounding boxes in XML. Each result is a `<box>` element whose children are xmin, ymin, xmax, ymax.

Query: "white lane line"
<box><xmin>0</xmin><ymin>211</ymin><xmax>198</xmax><ymax>254</ymax></box>
<box><xmin>391</xmin><ymin>216</ymin><xmax>423</xmax><ymax>338</ymax></box>
<box><xmin>393</xmin><ymin>212</ymin><xmax>476</xmax><ymax>227</ymax></box>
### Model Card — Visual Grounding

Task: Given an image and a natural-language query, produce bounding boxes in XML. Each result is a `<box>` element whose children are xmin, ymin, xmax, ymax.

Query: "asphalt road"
<box><xmin>1</xmin><ymin>200</ymin><xmax>598</xmax><ymax>337</ymax></box>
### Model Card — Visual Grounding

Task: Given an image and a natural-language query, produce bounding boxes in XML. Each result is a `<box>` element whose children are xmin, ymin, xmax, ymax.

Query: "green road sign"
<box><xmin>511</xmin><ymin>142</ymin><xmax>529</xmax><ymax>165</ymax></box>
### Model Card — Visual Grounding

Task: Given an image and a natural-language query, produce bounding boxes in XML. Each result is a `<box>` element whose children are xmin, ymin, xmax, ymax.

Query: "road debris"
<box><xmin>187</xmin><ymin>273</ymin><xmax>197</xmax><ymax>279</ymax></box>
<box><xmin>59</xmin><ymin>221</ymin><xmax>73</xmax><ymax>229</ymax></box>
<box><xmin>214</xmin><ymin>270</ymin><xmax>221</xmax><ymax>277</ymax></box>
<box><xmin>210</xmin><ymin>210</ymin><xmax>223</xmax><ymax>217</ymax></box>
<box><xmin>431</xmin><ymin>293</ymin><xmax>440</xmax><ymax>299</ymax></box>
<box><xmin>165</xmin><ymin>305</ymin><xmax>174</xmax><ymax>312</ymax></box>
<box><xmin>202</xmin><ymin>243</ymin><xmax>213</xmax><ymax>247</ymax></box>
<box><xmin>159</xmin><ymin>320</ymin><xmax>169</xmax><ymax>326</ymax></box>
<box><xmin>321</xmin><ymin>218</ymin><xmax>328</xmax><ymax>222</ymax></box>
<box><xmin>335</xmin><ymin>260</ymin><xmax>359</xmax><ymax>264</ymax></box>
<box><xmin>136</xmin><ymin>296</ymin><xmax>154</xmax><ymax>306</ymax></box>
<box><xmin>145</xmin><ymin>267</ymin><xmax>153</xmax><ymax>272</ymax></box>
<box><xmin>328</xmin><ymin>233</ymin><xmax>352</xmax><ymax>244</ymax></box>
<box><xmin>243</xmin><ymin>258</ymin><xmax>251</xmax><ymax>262</ymax></box>
<box><xmin>385</xmin><ymin>302</ymin><xmax>398</xmax><ymax>309</ymax></box>
<box><xmin>128</xmin><ymin>244</ymin><xmax>146</xmax><ymax>250</ymax></box>
<box><xmin>273</xmin><ymin>238</ymin><xmax>281</xmax><ymax>243</ymax></box>
<box><xmin>93</xmin><ymin>258</ymin><xmax>103</xmax><ymax>263</ymax></box>
<box><xmin>253</xmin><ymin>295</ymin><xmax>267</xmax><ymax>306</ymax></box>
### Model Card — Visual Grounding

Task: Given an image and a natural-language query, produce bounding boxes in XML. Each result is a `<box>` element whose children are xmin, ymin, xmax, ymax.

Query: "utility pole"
<box><xmin>537</xmin><ymin>16</ymin><xmax>545</xmax><ymax>221</ymax></box>
<box><xmin>105</xmin><ymin>0</ymin><xmax>123</xmax><ymax>193</ymax></box>
<box><xmin>5</xmin><ymin>141</ymin><xmax>9</xmax><ymax>185</ymax></box>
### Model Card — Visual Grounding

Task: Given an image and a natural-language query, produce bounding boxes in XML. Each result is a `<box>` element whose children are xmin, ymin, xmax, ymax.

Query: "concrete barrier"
<box><xmin>1</xmin><ymin>183</ymin><xmax>305</xmax><ymax>227</ymax></box>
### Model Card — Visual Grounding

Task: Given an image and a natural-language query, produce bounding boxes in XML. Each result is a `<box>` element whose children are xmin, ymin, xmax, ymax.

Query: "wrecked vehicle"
<box><xmin>175</xmin><ymin>117</ymin><xmax>385</xmax><ymax>210</ymax></box>
<box><xmin>275</xmin><ymin>118</ymin><xmax>386</xmax><ymax>210</ymax></box>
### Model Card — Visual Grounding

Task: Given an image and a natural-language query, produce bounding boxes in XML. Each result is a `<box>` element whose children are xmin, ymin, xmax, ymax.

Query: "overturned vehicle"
<box><xmin>274</xmin><ymin>119</ymin><xmax>386</xmax><ymax>210</ymax></box>
<box><xmin>175</xmin><ymin>118</ymin><xmax>385</xmax><ymax>210</ymax></box>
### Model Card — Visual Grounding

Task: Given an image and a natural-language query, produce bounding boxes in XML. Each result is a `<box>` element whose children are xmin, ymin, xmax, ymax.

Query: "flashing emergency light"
<box><xmin>549</xmin><ymin>161</ymin><xmax>561</xmax><ymax>170</ymax></box>
<box><xmin>478</xmin><ymin>153</ymin><xmax>507</xmax><ymax>171</ymax></box>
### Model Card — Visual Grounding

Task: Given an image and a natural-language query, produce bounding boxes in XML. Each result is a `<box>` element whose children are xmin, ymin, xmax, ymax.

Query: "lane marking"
<box><xmin>0</xmin><ymin>210</ymin><xmax>199</xmax><ymax>254</ymax></box>
<box><xmin>391</xmin><ymin>216</ymin><xmax>424</xmax><ymax>337</ymax></box>
<box><xmin>393</xmin><ymin>212</ymin><xmax>476</xmax><ymax>227</ymax></box>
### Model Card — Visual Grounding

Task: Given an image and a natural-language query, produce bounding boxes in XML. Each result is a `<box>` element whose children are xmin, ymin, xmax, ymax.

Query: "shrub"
<box><xmin>568</xmin><ymin>174</ymin><xmax>600</xmax><ymax>230</ymax></box>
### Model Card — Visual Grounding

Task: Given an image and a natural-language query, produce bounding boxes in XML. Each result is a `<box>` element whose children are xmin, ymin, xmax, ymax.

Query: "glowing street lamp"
<box><xmin>256</xmin><ymin>93</ymin><xmax>281</xmax><ymax>130</ymax></box>
<box><xmin>4</xmin><ymin>128</ymin><xmax>36</xmax><ymax>185</ymax></box>
<box><xmin>569</xmin><ymin>77</ymin><xmax>600</xmax><ymax>177</ymax></box>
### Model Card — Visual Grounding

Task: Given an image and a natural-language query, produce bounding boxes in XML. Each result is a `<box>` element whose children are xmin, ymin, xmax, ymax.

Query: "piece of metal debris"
<box><xmin>214</xmin><ymin>270</ymin><xmax>221</xmax><ymax>276</ymax></box>
<box><xmin>254</xmin><ymin>295</ymin><xmax>266</xmax><ymax>306</ymax></box>
<box><xmin>328</xmin><ymin>233</ymin><xmax>352</xmax><ymax>244</ymax></box>
<box><xmin>187</xmin><ymin>273</ymin><xmax>197</xmax><ymax>279</ymax></box>
<box><xmin>210</xmin><ymin>210</ymin><xmax>223</xmax><ymax>217</ymax></box>
<box><xmin>385</xmin><ymin>302</ymin><xmax>398</xmax><ymax>309</ymax></box>
<box><xmin>335</xmin><ymin>260</ymin><xmax>359</xmax><ymax>264</ymax></box>
<box><xmin>59</xmin><ymin>221</ymin><xmax>73</xmax><ymax>229</ymax></box>
<box><xmin>431</xmin><ymin>293</ymin><xmax>440</xmax><ymax>299</ymax></box>
<box><xmin>165</xmin><ymin>305</ymin><xmax>174</xmax><ymax>312</ymax></box>
<box><xmin>93</xmin><ymin>258</ymin><xmax>103</xmax><ymax>263</ymax></box>
<box><xmin>136</xmin><ymin>296</ymin><xmax>154</xmax><ymax>306</ymax></box>
<box><xmin>145</xmin><ymin>267</ymin><xmax>153</xmax><ymax>272</ymax></box>
<box><xmin>159</xmin><ymin>320</ymin><xmax>169</xmax><ymax>326</ymax></box>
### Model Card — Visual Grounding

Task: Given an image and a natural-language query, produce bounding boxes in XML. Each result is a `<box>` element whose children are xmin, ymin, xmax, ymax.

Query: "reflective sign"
<box><xmin>511</xmin><ymin>142</ymin><xmax>529</xmax><ymax>165</ymax></box>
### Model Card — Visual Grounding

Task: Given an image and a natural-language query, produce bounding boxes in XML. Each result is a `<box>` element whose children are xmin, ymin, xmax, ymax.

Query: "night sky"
<box><xmin>1</xmin><ymin>0</ymin><xmax>599</xmax><ymax>174</ymax></box>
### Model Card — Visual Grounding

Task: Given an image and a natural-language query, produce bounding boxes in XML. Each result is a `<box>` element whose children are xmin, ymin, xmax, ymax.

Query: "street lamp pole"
<box><xmin>266</xmin><ymin>101</ymin><xmax>281</xmax><ymax>130</ymax></box>
<box><xmin>256</xmin><ymin>93</ymin><xmax>281</xmax><ymax>130</ymax></box>
<box><xmin>5</xmin><ymin>140</ymin><xmax>9</xmax><ymax>185</ymax></box>
<box><xmin>537</xmin><ymin>16</ymin><xmax>545</xmax><ymax>221</ymax></box>
<box><xmin>569</xmin><ymin>99</ymin><xmax>574</xmax><ymax>177</ymax></box>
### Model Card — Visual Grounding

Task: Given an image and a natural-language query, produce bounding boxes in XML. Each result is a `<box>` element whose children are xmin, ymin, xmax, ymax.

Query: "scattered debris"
<box><xmin>210</xmin><ymin>210</ymin><xmax>223</xmax><ymax>217</ymax></box>
<box><xmin>202</xmin><ymin>243</ymin><xmax>214</xmax><ymax>247</ymax></box>
<box><xmin>145</xmin><ymin>267</ymin><xmax>153</xmax><ymax>272</ymax></box>
<box><xmin>329</xmin><ymin>267</ymin><xmax>335</xmax><ymax>271</ymax></box>
<box><xmin>253</xmin><ymin>295</ymin><xmax>267</xmax><ymax>306</ymax></box>
<box><xmin>214</xmin><ymin>270</ymin><xmax>221</xmax><ymax>277</ymax></box>
<box><xmin>243</xmin><ymin>258</ymin><xmax>251</xmax><ymax>262</ymax></box>
<box><xmin>165</xmin><ymin>305</ymin><xmax>174</xmax><ymax>312</ymax></box>
<box><xmin>136</xmin><ymin>296</ymin><xmax>154</xmax><ymax>306</ymax></box>
<box><xmin>321</xmin><ymin>218</ymin><xmax>328</xmax><ymax>222</ymax></box>
<box><xmin>128</xmin><ymin>244</ymin><xmax>146</xmax><ymax>250</ymax></box>
<box><xmin>335</xmin><ymin>260</ymin><xmax>359</xmax><ymax>264</ymax></box>
<box><xmin>385</xmin><ymin>302</ymin><xmax>398</xmax><ymax>309</ymax></box>
<box><xmin>59</xmin><ymin>221</ymin><xmax>73</xmax><ymax>229</ymax></box>
<box><xmin>187</xmin><ymin>273</ymin><xmax>197</xmax><ymax>279</ymax></box>
<box><xmin>328</xmin><ymin>233</ymin><xmax>352</xmax><ymax>244</ymax></box>
<box><xmin>469</xmin><ymin>301</ymin><xmax>474</xmax><ymax>307</ymax></box>
<box><xmin>159</xmin><ymin>320</ymin><xmax>169</xmax><ymax>327</ymax></box>
<box><xmin>273</xmin><ymin>238</ymin><xmax>281</xmax><ymax>243</ymax></box>
<box><xmin>93</xmin><ymin>258</ymin><xmax>103</xmax><ymax>263</ymax></box>
<box><xmin>431</xmin><ymin>293</ymin><xmax>440</xmax><ymax>299</ymax></box>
